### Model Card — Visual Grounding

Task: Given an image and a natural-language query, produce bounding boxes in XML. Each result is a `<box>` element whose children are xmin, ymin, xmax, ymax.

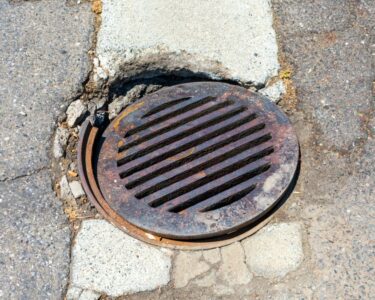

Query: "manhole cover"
<box><xmin>78</xmin><ymin>82</ymin><xmax>299</xmax><ymax>248</ymax></box>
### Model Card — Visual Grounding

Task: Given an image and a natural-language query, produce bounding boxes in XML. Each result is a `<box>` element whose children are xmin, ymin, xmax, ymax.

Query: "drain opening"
<box><xmin>78</xmin><ymin>82</ymin><xmax>299</xmax><ymax>246</ymax></box>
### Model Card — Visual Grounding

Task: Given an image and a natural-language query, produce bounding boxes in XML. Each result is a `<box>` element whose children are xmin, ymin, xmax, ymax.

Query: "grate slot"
<box><xmin>119</xmin><ymin>100</ymin><xmax>235</xmax><ymax>152</ymax></box>
<box><xmin>118</xmin><ymin>106</ymin><xmax>246</xmax><ymax>163</ymax></box>
<box><xmin>146</xmin><ymin>148</ymin><xmax>274</xmax><ymax>207</ymax></box>
<box><xmin>117</xmin><ymin>112</ymin><xmax>258</xmax><ymax>176</ymax></box>
<box><xmin>132</xmin><ymin>134</ymin><xmax>272</xmax><ymax>198</ymax></box>
<box><xmin>122</xmin><ymin>122</ymin><xmax>266</xmax><ymax>186</ymax></box>
<box><xmin>142</xmin><ymin>97</ymin><xmax>191</xmax><ymax>118</ymax></box>
<box><xmin>168</xmin><ymin>165</ymin><xmax>266</xmax><ymax>213</ymax></box>
<box><xmin>154</xmin><ymin>159</ymin><xmax>272</xmax><ymax>213</ymax></box>
<box><xmin>122</xmin><ymin>99</ymin><xmax>236</xmax><ymax>149</ymax></box>
<box><xmin>200</xmin><ymin>184</ymin><xmax>258</xmax><ymax>212</ymax></box>
<box><xmin>125</xmin><ymin>96</ymin><xmax>215</xmax><ymax>137</ymax></box>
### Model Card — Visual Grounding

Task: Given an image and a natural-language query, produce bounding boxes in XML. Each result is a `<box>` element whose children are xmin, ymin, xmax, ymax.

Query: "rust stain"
<box><xmin>113</xmin><ymin>101</ymin><xmax>144</xmax><ymax>130</ymax></box>
<box><xmin>92</xmin><ymin>0</ymin><xmax>102</xmax><ymax>14</ymax></box>
<box><xmin>167</xmin><ymin>147</ymin><xmax>196</xmax><ymax>161</ymax></box>
<box><xmin>318</xmin><ymin>31</ymin><xmax>337</xmax><ymax>48</ymax></box>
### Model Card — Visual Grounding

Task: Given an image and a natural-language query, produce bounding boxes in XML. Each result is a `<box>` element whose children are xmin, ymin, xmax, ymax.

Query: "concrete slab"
<box><xmin>96</xmin><ymin>0</ymin><xmax>279</xmax><ymax>85</ymax></box>
<box><xmin>242</xmin><ymin>223</ymin><xmax>303</xmax><ymax>278</ymax></box>
<box><xmin>173</xmin><ymin>252</ymin><xmax>210</xmax><ymax>288</ymax></box>
<box><xmin>70</xmin><ymin>220</ymin><xmax>172</xmax><ymax>297</ymax></box>
<box><xmin>217</xmin><ymin>242</ymin><xmax>253</xmax><ymax>285</ymax></box>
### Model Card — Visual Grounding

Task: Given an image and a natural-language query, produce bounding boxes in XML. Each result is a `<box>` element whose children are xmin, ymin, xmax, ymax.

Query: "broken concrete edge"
<box><xmin>95</xmin><ymin>0</ymin><xmax>280</xmax><ymax>87</ymax></box>
<box><xmin>66</xmin><ymin>286</ymin><xmax>102</xmax><ymax>300</ymax></box>
<box><xmin>241</xmin><ymin>222</ymin><xmax>304</xmax><ymax>278</ymax></box>
<box><xmin>92</xmin><ymin>47</ymin><xmax>282</xmax><ymax>91</ymax></box>
<box><xmin>66</xmin><ymin>219</ymin><xmax>174</xmax><ymax>298</ymax></box>
<box><xmin>65</xmin><ymin>219</ymin><xmax>305</xmax><ymax>298</ymax></box>
<box><xmin>259</xmin><ymin>79</ymin><xmax>286</xmax><ymax>103</ymax></box>
<box><xmin>172</xmin><ymin>222</ymin><xmax>305</xmax><ymax>289</ymax></box>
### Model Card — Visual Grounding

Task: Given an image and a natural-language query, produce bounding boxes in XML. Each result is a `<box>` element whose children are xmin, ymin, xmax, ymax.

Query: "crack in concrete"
<box><xmin>0</xmin><ymin>165</ymin><xmax>50</xmax><ymax>182</ymax></box>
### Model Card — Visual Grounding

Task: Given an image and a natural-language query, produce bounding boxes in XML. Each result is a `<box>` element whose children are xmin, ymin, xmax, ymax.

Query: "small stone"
<box><xmin>202</xmin><ymin>248</ymin><xmax>221</xmax><ymax>264</ymax></box>
<box><xmin>67</xmin><ymin>100</ymin><xmax>87</xmax><ymax>127</ymax></box>
<box><xmin>242</xmin><ymin>223</ymin><xmax>303</xmax><ymax>278</ymax></box>
<box><xmin>69</xmin><ymin>162</ymin><xmax>78</xmax><ymax>172</ymax></box>
<box><xmin>66</xmin><ymin>286</ymin><xmax>82</xmax><ymax>300</ymax></box>
<box><xmin>145</xmin><ymin>84</ymin><xmax>162</xmax><ymax>94</ymax></box>
<box><xmin>59</xmin><ymin>175</ymin><xmax>73</xmax><ymax>199</ymax></box>
<box><xmin>53</xmin><ymin>127</ymin><xmax>69</xmax><ymax>158</ymax></box>
<box><xmin>94</xmin><ymin>98</ymin><xmax>106</xmax><ymax>110</ymax></box>
<box><xmin>87</xmin><ymin>102</ymin><xmax>97</xmax><ymax>115</ymax></box>
<box><xmin>217</xmin><ymin>242</ymin><xmax>252</xmax><ymax>286</ymax></box>
<box><xmin>70</xmin><ymin>220</ymin><xmax>171</xmax><ymax>297</ymax></box>
<box><xmin>79</xmin><ymin>290</ymin><xmax>101</xmax><ymax>300</ymax></box>
<box><xmin>96</xmin><ymin>66</ymin><xmax>108</xmax><ymax>80</ymax></box>
<box><xmin>259</xmin><ymin>80</ymin><xmax>286</xmax><ymax>103</ymax></box>
<box><xmin>68</xmin><ymin>170</ymin><xmax>78</xmax><ymax>177</ymax></box>
<box><xmin>108</xmin><ymin>97</ymin><xmax>127</xmax><ymax>120</ymax></box>
<box><xmin>108</xmin><ymin>85</ymin><xmax>147</xmax><ymax>120</ymax></box>
<box><xmin>173</xmin><ymin>251</ymin><xmax>210</xmax><ymax>288</ymax></box>
<box><xmin>69</xmin><ymin>181</ymin><xmax>85</xmax><ymax>198</ymax></box>
<box><xmin>127</xmin><ymin>84</ymin><xmax>147</xmax><ymax>99</ymax></box>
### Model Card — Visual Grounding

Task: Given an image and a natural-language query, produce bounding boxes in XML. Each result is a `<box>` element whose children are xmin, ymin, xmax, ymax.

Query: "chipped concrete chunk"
<box><xmin>69</xmin><ymin>181</ymin><xmax>85</xmax><ymax>199</ymax></box>
<box><xmin>59</xmin><ymin>175</ymin><xmax>73</xmax><ymax>199</ymax></box>
<box><xmin>242</xmin><ymin>223</ymin><xmax>303</xmax><ymax>278</ymax></box>
<box><xmin>66</xmin><ymin>286</ymin><xmax>82</xmax><ymax>300</ymax></box>
<box><xmin>259</xmin><ymin>80</ymin><xmax>286</xmax><ymax>103</ymax></box>
<box><xmin>108</xmin><ymin>97</ymin><xmax>127</xmax><ymax>120</ymax></box>
<box><xmin>97</xmin><ymin>0</ymin><xmax>279</xmax><ymax>85</ymax></box>
<box><xmin>70</xmin><ymin>220</ymin><xmax>171</xmax><ymax>297</ymax></box>
<box><xmin>108</xmin><ymin>84</ymin><xmax>147</xmax><ymax>119</ymax></box>
<box><xmin>79</xmin><ymin>290</ymin><xmax>101</xmax><ymax>300</ymax></box>
<box><xmin>173</xmin><ymin>251</ymin><xmax>210</xmax><ymax>288</ymax></box>
<box><xmin>53</xmin><ymin>127</ymin><xmax>69</xmax><ymax>158</ymax></box>
<box><xmin>217</xmin><ymin>242</ymin><xmax>252</xmax><ymax>286</ymax></box>
<box><xmin>67</xmin><ymin>100</ymin><xmax>87</xmax><ymax>127</ymax></box>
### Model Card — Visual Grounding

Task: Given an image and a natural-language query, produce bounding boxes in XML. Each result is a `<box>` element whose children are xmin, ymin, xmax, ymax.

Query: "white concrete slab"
<box><xmin>70</xmin><ymin>220</ymin><xmax>172</xmax><ymax>297</ymax></box>
<box><xmin>96</xmin><ymin>0</ymin><xmax>279</xmax><ymax>85</ymax></box>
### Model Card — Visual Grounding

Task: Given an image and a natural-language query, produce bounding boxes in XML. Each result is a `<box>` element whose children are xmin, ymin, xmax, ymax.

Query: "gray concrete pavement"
<box><xmin>0</xmin><ymin>0</ymin><xmax>94</xmax><ymax>298</ymax></box>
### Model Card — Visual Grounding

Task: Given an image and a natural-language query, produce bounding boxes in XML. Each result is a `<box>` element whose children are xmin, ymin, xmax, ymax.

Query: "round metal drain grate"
<box><xmin>78</xmin><ymin>82</ymin><xmax>299</xmax><ymax>248</ymax></box>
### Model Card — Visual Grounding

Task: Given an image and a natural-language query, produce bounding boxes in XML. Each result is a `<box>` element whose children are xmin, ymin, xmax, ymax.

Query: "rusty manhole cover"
<box><xmin>78</xmin><ymin>82</ymin><xmax>299</xmax><ymax>249</ymax></box>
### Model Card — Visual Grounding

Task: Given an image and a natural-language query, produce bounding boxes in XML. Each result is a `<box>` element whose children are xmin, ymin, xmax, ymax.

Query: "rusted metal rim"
<box><xmin>77</xmin><ymin>82</ymin><xmax>299</xmax><ymax>249</ymax></box>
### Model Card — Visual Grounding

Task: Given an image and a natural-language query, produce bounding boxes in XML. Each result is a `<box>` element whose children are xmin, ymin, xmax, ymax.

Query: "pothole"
<box><xmin>52</xmin><ymin>76</ymin><xmax>297</xmax><ymax>248</ymax></box>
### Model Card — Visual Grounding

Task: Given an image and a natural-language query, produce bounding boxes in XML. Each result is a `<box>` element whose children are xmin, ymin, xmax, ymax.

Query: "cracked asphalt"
<box><xmin>0</xmin><ymin>0</ymin><xmax>93</xmax><ymax>298</ymax></box>
<box><xmin>0</xmin><ymin>0</ymin><xmax>374</xmax><ymax>299</ymax></box>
